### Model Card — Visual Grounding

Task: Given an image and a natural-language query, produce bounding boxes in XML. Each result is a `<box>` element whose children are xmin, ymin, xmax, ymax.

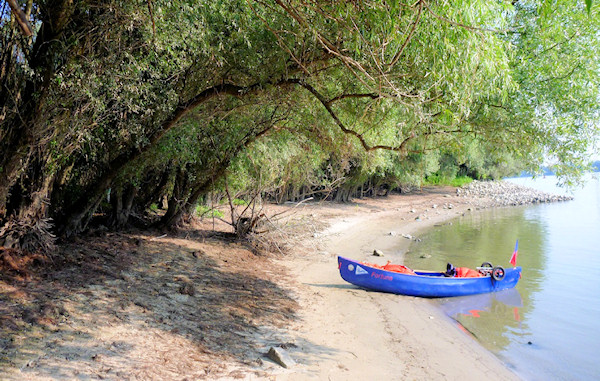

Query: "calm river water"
<box><xmin>404</xmin><ymin>175</ymin><xmax>600</xmax><ymax>380</ymax></box>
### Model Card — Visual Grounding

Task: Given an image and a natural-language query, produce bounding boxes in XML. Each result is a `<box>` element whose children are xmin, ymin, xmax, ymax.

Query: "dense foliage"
<box><xmin>1</xmin><ymin>0</ymin><xmax>599</xmax><ymax>250</ymax></box>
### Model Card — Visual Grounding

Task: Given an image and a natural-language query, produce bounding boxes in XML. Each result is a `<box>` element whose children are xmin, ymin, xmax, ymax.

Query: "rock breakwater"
<box><xmin>457</xmin><ymin>180</ymin><xmax>573</xmax><ymax>207</ymax></box>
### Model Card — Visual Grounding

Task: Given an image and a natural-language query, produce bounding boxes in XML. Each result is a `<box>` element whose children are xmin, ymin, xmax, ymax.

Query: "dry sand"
<box><xmin>0</xmin><ymin>187</ymin><xmax>521</xmax><ymax>380</ymax></box>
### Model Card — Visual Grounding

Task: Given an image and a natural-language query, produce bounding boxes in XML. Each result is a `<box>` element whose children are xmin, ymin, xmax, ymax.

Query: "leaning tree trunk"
<box><xmin>158</xmin><ymin>158</ymin><xmax>236</xmax><ymax>229</ymax></box>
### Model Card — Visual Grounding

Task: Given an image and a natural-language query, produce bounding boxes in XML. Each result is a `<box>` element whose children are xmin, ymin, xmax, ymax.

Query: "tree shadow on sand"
<box><xmin>0</xmin><ymin>231</ymin><xmax>337</xmax><ymax>379</ymax></box>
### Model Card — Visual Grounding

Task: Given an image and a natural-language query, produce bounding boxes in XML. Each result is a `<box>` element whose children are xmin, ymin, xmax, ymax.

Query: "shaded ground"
<box><xmin>0</xmin><ymin>225</ymin><xmax>302</xmax><ymax>380</ymax></box>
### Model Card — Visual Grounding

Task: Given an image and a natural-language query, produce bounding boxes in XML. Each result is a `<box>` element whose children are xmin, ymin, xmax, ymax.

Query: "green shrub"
<box><xmin>232</xmin><ymin>198</ymin><xmax>248</xmax><ymax>206</ymax></box>
<box><xmin>195</xmin><ymin>205</ymin><xmax>224</xmax><ymax>219</ymax></box>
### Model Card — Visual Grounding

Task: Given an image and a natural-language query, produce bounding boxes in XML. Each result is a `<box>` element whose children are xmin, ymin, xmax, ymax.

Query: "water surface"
<box><xmin>404</xmin><ymin>176</ymin><xmax>600</xmax><ymax>380</ymax></box>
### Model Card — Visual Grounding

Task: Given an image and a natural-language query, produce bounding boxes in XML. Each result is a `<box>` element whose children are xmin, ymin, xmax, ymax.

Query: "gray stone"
<box><xmin>267</xmin><ymin>347</ymin><xmax>296</xmax><ymax>368</ymax></box>
<box><xmin>373</xmin><ymin>249</ymin><xmax>384</xmax><ymax>256</ymax></box>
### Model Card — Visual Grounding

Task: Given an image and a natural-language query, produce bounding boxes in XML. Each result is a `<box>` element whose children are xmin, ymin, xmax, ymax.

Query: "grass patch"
<box><xmin>450</xmin><ymin>176</ymin><xmax>473</xmax><ymax>187</ymax></box>
<box><xmin>424</xmin><ymin>174</ymin><xmax>473</xmax><ymax>187</ymax></box>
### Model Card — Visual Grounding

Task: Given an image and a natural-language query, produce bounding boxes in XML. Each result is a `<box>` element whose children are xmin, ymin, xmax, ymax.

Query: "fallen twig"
<box><xmin>150</xmin><ymin>234</ymin><xmax>167</xmax><ymax>241</ymax></box>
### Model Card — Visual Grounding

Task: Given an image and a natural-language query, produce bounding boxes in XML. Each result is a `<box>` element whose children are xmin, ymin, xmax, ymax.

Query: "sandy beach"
<box><xmin>0</xmin><ymin>186</ymin><xmax>525</xmax><ymax>380</ymax></box>
<box><xmin>271</xmin><ymin>189</ymin><xmax>520</xmax><ymax>380</ymax></box>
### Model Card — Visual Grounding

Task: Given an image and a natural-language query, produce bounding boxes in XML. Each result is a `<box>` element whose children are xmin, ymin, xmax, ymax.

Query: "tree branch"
<box><xmin>147</xmin><ymin>0</ymin><xmax>156</xmax><ymax>39</ymax></box>
<box><xmin>246</xmin><ymin>0</ymin><xmax>311</xmax><ymax>75</ymax></box>
<box><xmin>421</xmin><ymin>1</ymin><xmax>502</xmax><ymax>35</ymax></box>
<box><xmin>539</xmin><ymin>64</ymin><xmax>580</xmax><ymax>83</ymax></box>
<box><xmin>326</xmin><ymin>93</ymin><xmax>381</xmax><ymax>106</ymax></box>
<box><xmin>7</xmin><ymin>0</ymin><xmax>33</xmax><ymax>36</ymax></box>
<box><xmin>388</xmin><ymin>0</ymin><xmax>423</xmax><ymax>68</ymax></box>
<box><xmin>297</xmin><ymin>80</ymin><xmax>414</xmax><ymax>154</ymax></box>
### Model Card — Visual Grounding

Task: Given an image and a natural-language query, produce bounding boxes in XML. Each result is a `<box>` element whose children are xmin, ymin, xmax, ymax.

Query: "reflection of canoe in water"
<box><xmin>337</xmin><ymin>256</ymin><xmax>521</xmax><ymax>298</ymax></box>
<box><xmin>438</xmin><ymin>288</ymin><xmax>523</xmax><ymax>317</ymax></box>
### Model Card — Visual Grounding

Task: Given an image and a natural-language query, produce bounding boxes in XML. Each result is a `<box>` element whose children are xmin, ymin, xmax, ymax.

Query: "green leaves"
<box><xmin>585</xmin><ymin>0</ymin><xmax>593</xmax><ymax>14</ymax></box>
<box><xmin>3</xmin><ymin>0</ymin><xmax>600</xmax><ymax>231</ymax></box>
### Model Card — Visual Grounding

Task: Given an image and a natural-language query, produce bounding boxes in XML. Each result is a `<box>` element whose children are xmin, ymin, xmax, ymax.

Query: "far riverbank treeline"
<box><xmin>1</xmin><ymin>1</ymin><xmax>599</xmax><ymax>252</ymax></box>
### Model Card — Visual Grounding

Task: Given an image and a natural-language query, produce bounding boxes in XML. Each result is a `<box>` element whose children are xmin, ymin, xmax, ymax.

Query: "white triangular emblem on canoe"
<box><xmin>355</xmin><ymin>265</ymin><xmax>368</xmax><ymax>275</ymax></box>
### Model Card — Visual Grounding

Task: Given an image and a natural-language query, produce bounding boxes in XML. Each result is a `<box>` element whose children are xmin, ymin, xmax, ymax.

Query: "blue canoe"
<box><xmin>338</xmin><ymin>256</ymin><xmax>521</xmax><ymax>298</ymax></box>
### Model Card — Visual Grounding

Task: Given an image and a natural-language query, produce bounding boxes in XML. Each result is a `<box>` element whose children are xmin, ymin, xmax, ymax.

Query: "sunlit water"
<box><xmin>403</xmin><ymin>175</ymin><xmax>600</xmax><ymax>380</ymax></box>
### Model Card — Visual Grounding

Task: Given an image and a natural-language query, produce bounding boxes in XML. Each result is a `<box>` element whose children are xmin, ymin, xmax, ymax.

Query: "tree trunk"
<box><xmin>0</xmin><ymin>0</ymin><xmax>75</xmax><ymax>219</ymax></box>
<box><xmin>109</xmin><ymin>184</ymin><xmax>138</xmax><ymax>228</ymax></box>
<box><xmin>119</xmin><ymin>185</ymin><xmax>138</xmax><ymax>228</ymax></box>
<box><xmin>138</xmin><ymin>165</ymin><xmax>173</xmax><ymax>211</ymax></box>
<box><xmin>159</xmin><ymin>166</ymin><xmax>191</xmax><ymax>228</ymax></box>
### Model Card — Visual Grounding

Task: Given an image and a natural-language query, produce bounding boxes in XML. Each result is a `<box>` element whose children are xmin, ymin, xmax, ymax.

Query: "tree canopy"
<box><xmin>1</xmin><ymin>0</ymin><xmax>599</xmax><ymax>250</ymax></box>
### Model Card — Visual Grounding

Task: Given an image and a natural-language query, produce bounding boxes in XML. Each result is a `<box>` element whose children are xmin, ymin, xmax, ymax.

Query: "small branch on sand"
<box><xmin>150</xmin><ymin>234</ymin><xmax>167</xmax><ymax>241</ymax></box>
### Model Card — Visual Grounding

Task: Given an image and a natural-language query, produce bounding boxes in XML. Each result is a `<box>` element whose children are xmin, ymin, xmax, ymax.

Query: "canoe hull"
<box><xmin>338</xmin><ymin>256</ymin><xmax>521</xmax><ymax>298</ymax></box>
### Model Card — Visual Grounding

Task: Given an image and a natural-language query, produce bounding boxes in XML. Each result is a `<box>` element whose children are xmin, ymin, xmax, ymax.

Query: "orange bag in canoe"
<box><xmin>360</xmin><ymin>261</ymin><xmax>417</xmax><ymax>275</ymax></box>
<box><xmin>455</xmin><ymin>267</ymin><xmax>483</xmax><ymax>278</ymax></box>
<box><xmin>382</xmin><ymin>262</ymin><xmax>416</xmax><ymax>275</ymax></box>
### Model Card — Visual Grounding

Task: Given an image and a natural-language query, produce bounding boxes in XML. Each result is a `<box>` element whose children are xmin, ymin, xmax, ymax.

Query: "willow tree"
<box><xmin>507</xmin><ymin>0</ymin><xmax>600</xmax><ymax>185</ymax></box>
<box><xmin>0</xmin><ymin>0</ymin><xmax>598</xmax><ymax>252</ymax></box>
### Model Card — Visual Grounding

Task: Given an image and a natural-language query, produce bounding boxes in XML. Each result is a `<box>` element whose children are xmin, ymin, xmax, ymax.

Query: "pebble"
<box><xmin>373</xmin><ymin>249</ymin><xmax>384</xmax><ymax>256</ymax></box>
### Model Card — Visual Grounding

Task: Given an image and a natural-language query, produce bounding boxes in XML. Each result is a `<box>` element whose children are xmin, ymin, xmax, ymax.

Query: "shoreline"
<box><xmin>2</xmin><ymin>181</ymin><xmax>568</xmax><ymax>380</ymax></box>
<box><xmin>273</xmin><ymin>186</ymin><xmax>523</xmax><ymax>380</ymax></box>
